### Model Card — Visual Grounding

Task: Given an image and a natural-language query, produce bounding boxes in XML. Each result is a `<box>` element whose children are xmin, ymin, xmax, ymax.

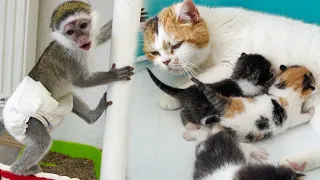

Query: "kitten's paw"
<box><xmin>241</xmin><ymin>143</ymin><xmax>269</xmax><ymax>163</ymax></box>
<box><xmin>306</xmin><ymin>106</ymin><xmax>315</xmax><ymax>117</ymax></box>
<box><xmin>183</xmin><ymin>131</ymin><xmax>197</xmax><ymax>141</ymax></box>
<box><xmin>158</xmin><ymin>94</ymin><xmax>181</xmax><ymax>110</ymax></box>
<box><xmin>250</xmin><ymin>146</ymin><xmax>269</xmax><ymax>162</ymax></box>
<box><xmin>279</xmin><ymin>158</ymin><xmax>307</xmax><ymax>172</ymax></box>
<box><xmin>185</xmin><ymin>122</ymin><xmax>200</xmax><ymax>130</ymax></box>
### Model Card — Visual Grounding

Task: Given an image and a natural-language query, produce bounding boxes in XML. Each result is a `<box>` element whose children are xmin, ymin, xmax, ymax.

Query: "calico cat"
<box><xmin>141</xmin><ymin>0</ymin><xmax>320</xmax><ymax>111</ymax></box>
<box><xmin>194</xmin><ymin>130</ymin><xmax>305</xmax><ymax>180</ymax></box>
<box><xmin>189</xmin><ymin>65</ymin><xmax>316</xmax><ymax>142</ymax></box>
<box><xmin>147</xmin><ymin>53</ymin><xmax>274</xmax><ymax>131</ymax></box>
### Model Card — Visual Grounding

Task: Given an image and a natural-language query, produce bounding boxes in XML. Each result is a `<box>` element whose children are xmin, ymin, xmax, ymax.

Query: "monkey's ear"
<box><xmin>279</xmin><ymin>65</ymin><xmax>287</xmax><ymax>71</ymax></box>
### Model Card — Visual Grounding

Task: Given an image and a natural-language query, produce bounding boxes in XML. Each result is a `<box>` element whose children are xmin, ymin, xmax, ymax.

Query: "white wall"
<box><xmin>36</xmin><ymin>0</ymin><xmax>114</xmax><ymax>148</ymax></box>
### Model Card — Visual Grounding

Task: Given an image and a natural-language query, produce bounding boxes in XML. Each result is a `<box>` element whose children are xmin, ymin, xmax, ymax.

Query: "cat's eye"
<box><xmin>151</xmin><ymin>51</ymin><xmax>160</xmax><ymax>56</ymax></box>
<box><xmin>172</xmin><ymin>41</ymin><xmax>184</xmax><ymax>50</ymax></box>
<box><xmin>66</xmin><ymin>29</ymin><xmax>74</xmax><ymax>35</ymax></box>
<box><xmin>80</xmin><ymin>23</ymin><xmax>88</xmax><ymax>29</ymax></box>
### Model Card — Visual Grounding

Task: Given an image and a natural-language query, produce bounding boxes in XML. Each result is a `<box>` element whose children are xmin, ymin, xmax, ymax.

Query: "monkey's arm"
<box><xmin>72</xmin><ymin>93</ymin><xmax>111</xmax><ymax>124</ymax></box>
<box><xmin>96</xmin><ymin>20</ymin><xmax>112</xmax><ymax>46</ymax></box>
<box><xmin>96</xmin><ymin>8</ymin><xmax>148</xmax><ymax>46</ymax></box>
<box><xmin>72</xmin><ymin>64</ymin><xmax>134</xmax><ymax>88</ymax></box>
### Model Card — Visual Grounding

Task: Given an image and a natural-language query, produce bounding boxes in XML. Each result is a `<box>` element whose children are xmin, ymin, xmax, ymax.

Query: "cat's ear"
<box><xmin>280</xmin><ymin>65</ymin><xmax>287</xmax><ymax>71</ymax></box>
<box><xmin>177</xmin><ymin>0</ymin><xmax>200</xmax><ymax>23</ymax></box>
<box><xmin>240</xmin><ymin>52</ymin><xmax>247</xmax><ymax>58</ymax></box>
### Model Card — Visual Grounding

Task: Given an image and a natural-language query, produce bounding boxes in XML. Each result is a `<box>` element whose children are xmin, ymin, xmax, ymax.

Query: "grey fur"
<box><xmin>3</xmin><ymin>5</ymin><xmax>145</xmax><ymax>175</ymax></box>
<box><xmin>194</xmin><ymin>131</ymin><xmax>304</xmax><ymax>180</ymax></box>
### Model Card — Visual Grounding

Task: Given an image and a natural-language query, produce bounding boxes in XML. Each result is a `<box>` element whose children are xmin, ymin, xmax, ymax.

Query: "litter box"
<box><xmin>0</xmin><ymin>140</ymin><xmax>101</xmax><ymax>180</ymax></box>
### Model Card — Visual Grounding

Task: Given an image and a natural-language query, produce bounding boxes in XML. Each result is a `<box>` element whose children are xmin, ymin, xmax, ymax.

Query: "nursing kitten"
<box><xmin>194</xmin><ymin>130</ymin><xmax>305</xmax><ymax>180</ymax></box>
<box><xmin>147</xmin><ymin>53</ymin><xmax>274</xmax><ymax>130</ymax></box>
<box><xmin>142</xmin><ymin>0</ymin><xmax>320</xmax><ymax>110</ymax></box>
<box><xmin>189</xmin><ymin>65</ymin><xmax>316</xmax><ymax>142</ymax></box>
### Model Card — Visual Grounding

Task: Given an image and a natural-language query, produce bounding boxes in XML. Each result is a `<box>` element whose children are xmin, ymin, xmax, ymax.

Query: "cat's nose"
<box><xmin>163</xmin><ymin>59</ymin><xmax>171</xmax><ymax>65</ymax></box>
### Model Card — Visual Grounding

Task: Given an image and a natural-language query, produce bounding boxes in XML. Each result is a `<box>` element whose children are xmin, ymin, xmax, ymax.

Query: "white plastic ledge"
<box><xmin>100</xmin><ymin>0</ymin><xmax>142</xmax><ymax>180</ymax></box>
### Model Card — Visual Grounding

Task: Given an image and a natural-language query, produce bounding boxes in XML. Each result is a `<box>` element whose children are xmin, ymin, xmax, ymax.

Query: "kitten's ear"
<box><xmin>280</xmin><ymin>65</ymin><xmax>287</xmax><ymax>71</ymax></box>
<box><xmin>177</xmin><ymin>0</ymin><xmax>200</xmax><ymax>23</ymax></box>
<box><xmin>240</xmin><ymin>52</ymin><xmax>247</xmax><ymax>58</ymax></box>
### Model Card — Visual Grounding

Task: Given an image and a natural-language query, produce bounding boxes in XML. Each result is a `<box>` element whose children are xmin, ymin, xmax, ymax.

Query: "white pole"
<box><xmin>100</xmin><ymin>0</ymin><xmax>142</xmax><ymax>179</ymax></box>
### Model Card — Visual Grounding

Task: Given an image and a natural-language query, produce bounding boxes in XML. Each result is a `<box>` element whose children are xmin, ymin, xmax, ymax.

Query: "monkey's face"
<box><xmin>63</xmin><ymin>18</ymin><xmax>92</xmax><ymax>51</ymax></box>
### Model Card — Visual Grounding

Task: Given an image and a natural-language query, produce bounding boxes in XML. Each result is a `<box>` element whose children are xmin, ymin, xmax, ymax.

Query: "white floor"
<box><xmin>127</xmin><ymin>66</ymin><xmax>320</xmax><ymax>180</ymax></box>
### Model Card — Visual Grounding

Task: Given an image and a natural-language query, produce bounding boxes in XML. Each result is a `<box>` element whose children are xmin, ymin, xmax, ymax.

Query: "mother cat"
<box><xmin>142</xmin><ymin>0</ymin><xmax>320</xmax><ymax>110</ymax></box>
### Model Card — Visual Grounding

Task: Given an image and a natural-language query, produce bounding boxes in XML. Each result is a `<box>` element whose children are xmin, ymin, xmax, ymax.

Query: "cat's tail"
<box><xmin>147</xmin><ymin>68</ymin><xmax>184</xmax><ymax>97</ymax></box>
<box><xmin>191</xmin><ymin>77</ymin><xmax>229</xmax><ymax>113</ymax></box>
<box><xmin>0</xmin><ymin>118</ymin><xmax>6</xmax><ymax>136</ymax></box>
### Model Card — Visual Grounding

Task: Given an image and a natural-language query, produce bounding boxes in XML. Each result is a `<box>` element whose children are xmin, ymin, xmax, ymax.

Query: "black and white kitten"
<box><xmin>193</xmin><ymin>131</ymin><xmax>305</xmax><ymax>180</ymax></box>
<box><xmin>147</xmin><ymin>53</ymin><xmax>275</xmax><ymax>133</ymax></box>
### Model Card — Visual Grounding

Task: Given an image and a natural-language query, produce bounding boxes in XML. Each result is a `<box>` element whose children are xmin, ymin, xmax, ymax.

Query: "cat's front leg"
<box><xmin>158</xmin><ymin>64</ymin><xmax>233</xmax><ymax>110</ymax></box>
<box><xmin>278</xmin><ymin>149</ymin><xmax>320</xmax><ymax>172</ymax></box>
<box><xmin>240</xmin><ymin>143</ymin><xmax>269</xmax><ymax>163</ymax></box>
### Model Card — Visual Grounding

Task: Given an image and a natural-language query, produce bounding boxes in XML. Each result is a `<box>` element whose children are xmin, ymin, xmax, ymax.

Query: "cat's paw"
<box><xmin>158</xmin><ymin>94</ymin><xmax>181</xmax><ymax>110</ymax></box>
<box><xmin>183</xmin><ymin>131</ymin><xmax>197</xmax><ymax>141</ymax></box>
<box><xmin>279</xmin><ymin>158</ymin><xmax>307</xmax><ymax>172</ymax></box>
<box><xmin>241</xmin><ymin>143</ymin><xmax>269</xmax><ymax>163</ymax></box>
<box><xmin>306</xmin><ymin>106</ymin><xmax>316</xmax><ymax>117</ymax></box>
<box><xmin>185</xmin><ymin>122</ymin><xmax>200</xmax><ymax>130</ymax></box>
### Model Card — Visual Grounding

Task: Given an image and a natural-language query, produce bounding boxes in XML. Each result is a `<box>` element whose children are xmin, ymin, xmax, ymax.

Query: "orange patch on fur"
<box><xmin>278</xmin><ymin>66</ymin><xmax>314</xmax><ymax>98</ymax></box>
<box><xmin>279</xmin><ymin>97</ymin><xmax>289</xmax><ymax>108</ymax></box>
<box><xmin>246</xmin><ymin>98</ymin><xmax>255</xmax><ymax>103</ymax></box>
<box><xmin>224</xmin><ymin>98</ymin><xmax>244</xmax><ymax>118</ymax></box>
<box><xmin>157</xmin><ymin>6</ymin><xmax>209</xmax><ymax>48</ymax></box>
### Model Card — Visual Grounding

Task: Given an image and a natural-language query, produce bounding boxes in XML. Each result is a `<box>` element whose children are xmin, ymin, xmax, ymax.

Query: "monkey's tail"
<box><xmin>191</xmin><ymin>77</ymin><xmax>229</xmax><ymax>113</ymax></box>
<box><xmin>147</xmin><ymin>68</ymin><xmax>184</xmax><ymax>98</ymax></box>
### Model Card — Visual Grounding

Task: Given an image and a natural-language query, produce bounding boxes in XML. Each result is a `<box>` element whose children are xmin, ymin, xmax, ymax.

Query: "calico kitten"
<box><xmin>190</xmin><ymin>65</ymin><xmax>316</xmax><ymax>142</ymax></box>
<box><xmin>147</xmin><ymin>53</ymin><xmax>274</xmax><ymax>131</ymax></box>
<box><xmin>194</xmin><ymin>130</ymin><xmax>305</xmax><ymax>180</ymax></box>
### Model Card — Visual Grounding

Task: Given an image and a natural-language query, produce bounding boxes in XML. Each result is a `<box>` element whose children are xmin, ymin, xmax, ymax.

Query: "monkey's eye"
<box><xmin>172</xmin><ymin>41</ymin><xmax>184</xmax><ymax>50</ymax></box>
<box><xmin>80</xmin><ymin>23</ymin><xmax>88</xmax><ymax>29</ymax></box>
<box><xmin>151</xmin><ymin>51</ymin><xmax>160</xmax><ymax>56</ymax></box>
<box><xmin>66</xmin><ymin>29</ymin><xmax>74</xmax><ymax>35</ymax></box>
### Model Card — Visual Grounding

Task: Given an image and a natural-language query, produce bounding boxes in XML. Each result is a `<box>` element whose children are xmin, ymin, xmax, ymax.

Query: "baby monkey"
<box><xmin>1</xmin><ymin>1</ymin><xmax>148</xmax><ymax>176</ymax></box>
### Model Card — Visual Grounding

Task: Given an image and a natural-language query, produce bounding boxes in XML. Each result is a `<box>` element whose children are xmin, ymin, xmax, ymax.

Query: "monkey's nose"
<box><xmin>163</xmin><ymin>60</ymin><xmax>171</xmax><ymax>65</ymax></box>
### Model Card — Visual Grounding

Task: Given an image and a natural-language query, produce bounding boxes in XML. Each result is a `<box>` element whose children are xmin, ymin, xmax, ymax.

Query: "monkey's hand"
<box><xmin>98</xmin><ymin>91</ymin><xmax>113</xmax><ymax>109</ymax></box>
<box><xmin>107</xmin><ymin>63</ymin><xmax>134</xmax><ymax>81</ymax></box>
<box><xmin>140</xmin><ymin>8</ymin><xmax>149</xmax><ymax>23</ymax></box>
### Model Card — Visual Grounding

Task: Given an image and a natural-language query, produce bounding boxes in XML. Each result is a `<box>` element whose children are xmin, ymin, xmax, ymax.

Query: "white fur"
<box><xmin>237</xmin><ymin>80</ymin><xmax>264</xmax><ymax>96</ymax></box>
<box><xmin>220</xmin><ymin>84</ymin><xmax>316</xmax><ymax>141</ymax></box>
<box><xmin>155</xmin><ymin>2</ymin><xmax>320</xmax><ymax>109</ymax></box>
<box><xmin>201</xmin><ymin>164</ymin><xmax>241</xmax><ymax>180</ymax></box>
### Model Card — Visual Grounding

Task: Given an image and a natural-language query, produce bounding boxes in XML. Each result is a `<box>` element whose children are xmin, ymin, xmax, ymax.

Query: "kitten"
<box><xmin>141</xmin><ymin>0</ymin><xmax>320</xmax><ymax>111</ymax></box>
<box><xmin>189</xmin><ymin>65</ymin><xmax>316</xmax><ymax>142</ymax></box>
<box><xmin>194</xmin><ymin>130</ymin><xmax>305</xmax><ymax>180</ymax></box>
<box><xmin>147</xmin><ymin>53</ymin><xmax>274</xmax><ymax>131</ymax></box>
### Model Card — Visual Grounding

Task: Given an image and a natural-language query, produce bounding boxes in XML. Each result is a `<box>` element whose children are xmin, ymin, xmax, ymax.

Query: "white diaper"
<box><xmin>2</xmin><ymin>76</ymin><xmax>70</xmax><ymax>143</ymax></box>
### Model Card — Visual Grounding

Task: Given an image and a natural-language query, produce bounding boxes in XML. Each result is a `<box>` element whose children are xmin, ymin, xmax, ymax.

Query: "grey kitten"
<box><xmin>194</xmin><ymin>131</ymin><xmax>305</xmax><ymax>180</ymax></box>
<box><xmin>147</xmin><ymin>53</ymin><xmax>275</xmax><ymax>129</ymax></box>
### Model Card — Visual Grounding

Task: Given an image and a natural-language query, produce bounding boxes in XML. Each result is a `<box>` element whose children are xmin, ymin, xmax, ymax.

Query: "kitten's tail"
<box><xmin>0</xmin><ymin>118</ymin><xmax>6</xmax><ymax>136</ymax></box>
<box><xmin>147</xmin><ymin>68</ymin><xmax>183</xmax><ymax>97</ymax></box>
<box><xmin>191</xmin><ymin>77</ymin><xmax>229</xmax><ymax>113</ymax></box>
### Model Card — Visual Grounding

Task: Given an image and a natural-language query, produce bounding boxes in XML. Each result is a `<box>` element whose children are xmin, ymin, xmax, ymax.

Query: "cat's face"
<box><xmin>142</xmin><ymin>0</ymin><xmax>210</xmax><ymax>74</ymax></box>
<box><xmin>232</xmin><ymin>53</ymin><xmax>275</xmax><ymax>87</ymax></box>
<box><xmin>275</xmin><ymin>65</ymin><xmax>317</xmax><ymax>99</ymax></box>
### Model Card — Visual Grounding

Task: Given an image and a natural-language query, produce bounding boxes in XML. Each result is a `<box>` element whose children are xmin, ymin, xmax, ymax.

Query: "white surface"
<box><xmin>0</xmin><ymin>0</ymin><xmax>38</xmax><ymax>95</ymax></box>
<box><xmin>100</xmin><ymin>0</ymin><xmax>142</xmax><ymax>179</ymax></box>
<box><xmin>127</xmin><ymin>67</ymin><xmax>320</xmax><ymax>180</ymax></box>
<box><xmin>37</xmin><ymin>0</ymin><xmax>114</xmax><ymax>148</ymax></box>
